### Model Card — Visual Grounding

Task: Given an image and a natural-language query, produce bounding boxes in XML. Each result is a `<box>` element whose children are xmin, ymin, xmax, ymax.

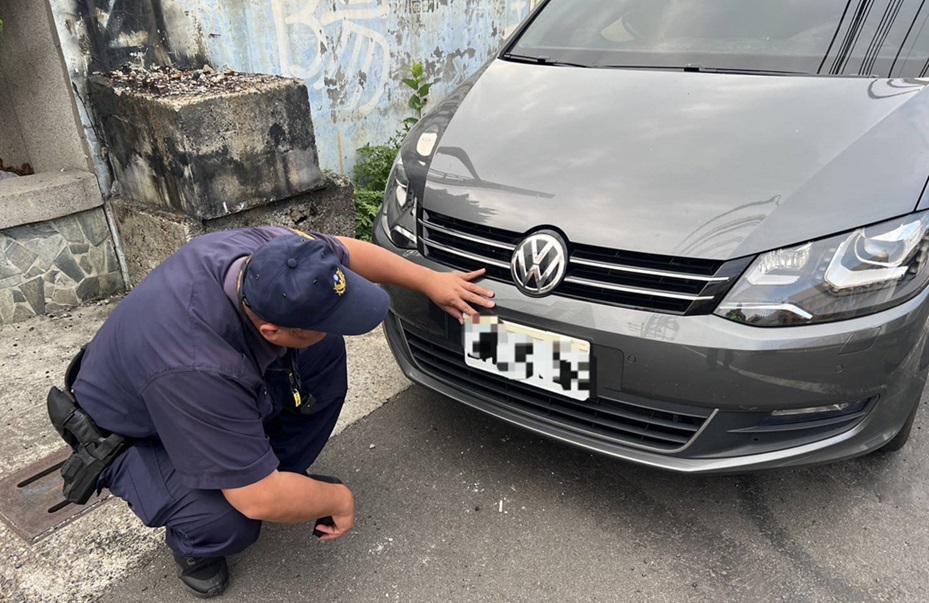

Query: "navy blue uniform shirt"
<box><xmin>73</xmin><ymin>227</ymin><xmax>350</xmax><ymax>490</ymax></box>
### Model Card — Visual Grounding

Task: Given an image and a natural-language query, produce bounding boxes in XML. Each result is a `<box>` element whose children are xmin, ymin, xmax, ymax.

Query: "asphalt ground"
<box><xmin>94</xmin><ymin>384</ymin><xmax>929</xmax><ymax>603</ymax></box>
<box><xmin>3</xmin><ymin>299</ymin><xmax>928</xmax><ymax>602</ymax></box>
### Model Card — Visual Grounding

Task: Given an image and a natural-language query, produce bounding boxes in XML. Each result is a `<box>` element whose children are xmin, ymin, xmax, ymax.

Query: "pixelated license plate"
<box><xmin>463</xmin><ymin>315</ymin><xmax>591</xmax><ymax>401</ymax></box>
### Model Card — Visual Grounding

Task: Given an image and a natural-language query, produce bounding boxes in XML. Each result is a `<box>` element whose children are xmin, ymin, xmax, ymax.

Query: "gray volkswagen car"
<box><xmin>372</xmin><ymin>0</ymin><xmax>929</xmax><ymax>472</ymax></box>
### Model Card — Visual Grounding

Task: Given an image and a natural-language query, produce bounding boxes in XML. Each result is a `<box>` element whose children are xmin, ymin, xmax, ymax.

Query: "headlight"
<box><xmin>380</xmin><ymin>153</ymin><xmax>417</xmax><ymax>249</ymax></box>
<box><xmin>716</xmin><ymin>212</ymin><xmax>929</xmax><ymax>327</ymax></box>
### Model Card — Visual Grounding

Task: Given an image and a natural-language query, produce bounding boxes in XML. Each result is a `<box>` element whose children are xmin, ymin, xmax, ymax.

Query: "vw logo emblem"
<box><xmin>511</xmin><ymin>231</ymin><xmax>568</xmax><ymax>297</ymax></box>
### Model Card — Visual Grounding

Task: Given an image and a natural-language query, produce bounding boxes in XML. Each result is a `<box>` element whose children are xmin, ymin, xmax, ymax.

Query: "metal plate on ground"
<box><xmin>0</xmin><ymin>447</ymin><xmax>110</xmax><ymax>543</ymax></box>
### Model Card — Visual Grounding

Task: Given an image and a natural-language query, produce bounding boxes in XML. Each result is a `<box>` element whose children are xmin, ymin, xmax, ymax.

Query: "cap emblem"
<box><xmin>333</xmin><ymin>267</ymin><xmax>347</xmax><ymax>296</ymax></box>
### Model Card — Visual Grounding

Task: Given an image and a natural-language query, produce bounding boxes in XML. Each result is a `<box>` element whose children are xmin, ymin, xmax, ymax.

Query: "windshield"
<box><xmin>508</xmin><ymin>0</ymin><xmax>929</xmax><ymax>77</ymax></box>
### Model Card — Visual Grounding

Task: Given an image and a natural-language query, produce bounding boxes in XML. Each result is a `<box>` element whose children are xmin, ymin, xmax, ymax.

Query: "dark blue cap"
<box><xmin>241</xmin><ymin>235</ymin><xmax>389</xmax><ymax>335</ymax></box>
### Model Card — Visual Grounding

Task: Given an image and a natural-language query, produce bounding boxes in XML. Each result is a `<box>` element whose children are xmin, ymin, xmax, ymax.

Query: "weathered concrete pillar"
<box><xmin>0</xmin><ymin>0</ymin><xmax>125</xmax><ymax>325</ymax></box>
<box><xmin>88</xmin><ymin>66</ymin><xmax>355</xmax><ymax>285</ymax></box>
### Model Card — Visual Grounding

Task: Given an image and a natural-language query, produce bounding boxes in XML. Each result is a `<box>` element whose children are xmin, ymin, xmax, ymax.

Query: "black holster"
<box><xmin>47</xmin><ymin>348</ymin><xmax>131</xmax><ymax>504</ymax></box>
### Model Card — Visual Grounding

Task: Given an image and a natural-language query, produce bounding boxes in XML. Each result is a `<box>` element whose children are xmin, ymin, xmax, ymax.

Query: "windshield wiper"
<box><xmin>594</xmin><ymin>63</ymin><xmax>807</xmax><ymax>75</ymax></box>
<box><xmin>594</xmin><ymin>64</ymin><xmax>875</xmax><ymax>77</ymax></box>
<box><xmin>683</xmin><ymin>65</ymin><xmax>809</xmax><ymax>76</ymax></box>
<box><xmin>501</xmin><ymin>53</ymin><xmax>589</xmax><ymax>68</ymax></box>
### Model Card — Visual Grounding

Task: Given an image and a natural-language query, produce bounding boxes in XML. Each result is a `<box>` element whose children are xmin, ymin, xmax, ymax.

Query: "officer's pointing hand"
<box><xmin>424</xmin><ymin>268</ymin><xmax>496</xmax><ymax>324</ymax></box>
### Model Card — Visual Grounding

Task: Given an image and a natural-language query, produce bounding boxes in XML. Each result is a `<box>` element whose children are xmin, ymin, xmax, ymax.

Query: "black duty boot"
<box><xmin>173</xmin><ymin>554</ymin><xmax>229</xmax><ymax>598</ymax></box>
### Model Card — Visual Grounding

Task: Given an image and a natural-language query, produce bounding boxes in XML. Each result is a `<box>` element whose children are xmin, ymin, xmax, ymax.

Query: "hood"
<box><xmin>422</xmin><ymin>60</ymin><xmax>929</xmax><ymax>260</ymax></box>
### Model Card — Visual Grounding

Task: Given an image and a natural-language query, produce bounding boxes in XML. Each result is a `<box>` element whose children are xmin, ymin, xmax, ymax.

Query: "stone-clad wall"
<box><xmin>0</xmin><ymin>208</ymin><xmax>123</xmax><ymax>323</ymax></box>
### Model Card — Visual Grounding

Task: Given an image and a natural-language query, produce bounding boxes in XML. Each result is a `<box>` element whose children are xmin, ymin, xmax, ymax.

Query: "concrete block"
<box><xmin>111</xmin><ymin>173</ymin><xmax>355</xmax><ymax>286</ymax></box>
<box><xmin>89</xmin><ymin>73</ymin><xmax>326</xmax><ymax>220</ymax></box>
<box><xmin>109</xmin><ymin>198</ymin><xmax>202</xmax><ymax>286</ymax></box>
<box><xmin>204</xmin><ymin>173</ymin><xmax>356</xmax><ymax>238</ymax></box>
<box><xmin>0</xmin><ymin>171</ymin><xmax>103</xmax><ymax>230</ymax></box>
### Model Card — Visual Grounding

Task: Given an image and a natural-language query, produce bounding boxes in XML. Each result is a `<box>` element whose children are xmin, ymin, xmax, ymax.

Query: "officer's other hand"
<box><xmin>425</xmin><ymin>268</ymin><xmax>496</xmax><ymax>325</ymax></box>
<box><xmin>314</xmin><ymin>483</ymin><xmax>355</xmax><ymax>542</ymax></box>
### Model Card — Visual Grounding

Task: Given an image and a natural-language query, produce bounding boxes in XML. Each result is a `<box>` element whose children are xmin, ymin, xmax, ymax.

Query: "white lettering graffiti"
<box><xmin>272</xmin><ymin>0</ymin><xmax>391</xmax><ymax>117</ymax></box>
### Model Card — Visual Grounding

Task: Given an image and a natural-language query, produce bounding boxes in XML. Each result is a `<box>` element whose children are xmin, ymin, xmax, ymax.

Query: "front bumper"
<box><xmin>374</xmin><ymin>229</ymin><xmax>929</xmax><ymax>473</ymax></box>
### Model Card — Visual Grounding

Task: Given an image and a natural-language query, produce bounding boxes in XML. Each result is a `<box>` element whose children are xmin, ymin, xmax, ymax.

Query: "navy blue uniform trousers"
<box><xmin>99</xmin><ymin>335</ymin><xmax>348</xmax><ymax>557</ymax></box>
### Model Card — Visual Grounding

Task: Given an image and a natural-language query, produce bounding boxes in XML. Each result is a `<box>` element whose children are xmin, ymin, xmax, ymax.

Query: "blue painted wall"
<box><xmin>193</xmin><ymin>0</ymin><xmax>542</xmax><ymax>173</ymax></box>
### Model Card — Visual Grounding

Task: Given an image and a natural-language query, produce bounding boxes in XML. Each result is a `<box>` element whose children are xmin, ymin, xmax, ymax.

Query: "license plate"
<box><xmin>463</xmin><ymin>315</ymin><xmax>591</xmax><ymax>401</ymax></box>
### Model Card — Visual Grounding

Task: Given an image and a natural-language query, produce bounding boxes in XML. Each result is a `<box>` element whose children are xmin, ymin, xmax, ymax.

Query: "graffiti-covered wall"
<box><xmin>49</xmin><ymin>0</ymin><xmax>542</xmax><ymax>176</ymax></box>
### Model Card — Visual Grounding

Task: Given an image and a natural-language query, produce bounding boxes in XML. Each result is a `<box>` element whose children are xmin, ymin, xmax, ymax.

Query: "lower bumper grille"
<box><xmin>402</xmin><ymin>324</ymin><xmax>713</xmax><ymax>453</ymax></box>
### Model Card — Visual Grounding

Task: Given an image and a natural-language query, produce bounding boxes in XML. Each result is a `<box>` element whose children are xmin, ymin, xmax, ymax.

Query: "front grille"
<box><xmin>403</xmin><ymin>325</ymin><xmax>713</xmax><ymax>452</ymax></box>
<box><xmin>419</xmin><ymin>210</ymin><xmax>749</xmax><ymax>314</ymax></box>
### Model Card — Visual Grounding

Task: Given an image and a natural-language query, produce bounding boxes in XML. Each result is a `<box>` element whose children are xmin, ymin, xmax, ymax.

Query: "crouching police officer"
<box><xmin>50</xmin><ymin>227</ymin><xmax>494</xmax><ymax>598</ymax></box>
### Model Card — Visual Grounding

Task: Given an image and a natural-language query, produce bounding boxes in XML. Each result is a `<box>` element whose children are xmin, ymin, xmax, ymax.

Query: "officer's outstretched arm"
<box><xmin>222</xmin><ymin>470</ymin><xmax>354</xmax><ymax>541</ymax></box>
<box><xmin>337</xmin><ymin>236</ymin><xmax>495</xmax><ymax>323</ymax></box>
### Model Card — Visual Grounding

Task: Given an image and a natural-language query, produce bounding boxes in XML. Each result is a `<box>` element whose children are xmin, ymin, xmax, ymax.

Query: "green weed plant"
<box><xmin>353</xmin><ymin>62</ymin><xmax>433</xmax><ymax>241</ymax></box>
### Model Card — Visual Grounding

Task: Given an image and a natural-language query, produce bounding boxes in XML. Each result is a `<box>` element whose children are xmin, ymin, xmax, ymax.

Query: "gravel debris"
<box><xmin>101</xmin><ymin>64</ymin><xmax>286</xmax><ymax>98</ymax></box>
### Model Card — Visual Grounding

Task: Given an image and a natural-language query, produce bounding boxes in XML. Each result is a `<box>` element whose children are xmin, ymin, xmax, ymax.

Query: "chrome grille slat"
<box><xmin>570</xmin><ymin>257</ymin><xmax>729</xmax><ymax>282</ymax></box>
<box><xmin>562</xmin><ymin>276</ymin><xmax>716</xmax><ymax>301</ymax></box>
<box><xmin>420</xmin><ymin>218</ymin><xmax>516</xmax><ymax>251</ymax></box>
<box><xmin>422</xmin><ymin>240</ymin><xmax>511</xmax><ymax>270</ymax></box>
<box><xmin>419</xmin><ymin>210</ymin><xmax>740</xmax><ymax>315</ymax></box>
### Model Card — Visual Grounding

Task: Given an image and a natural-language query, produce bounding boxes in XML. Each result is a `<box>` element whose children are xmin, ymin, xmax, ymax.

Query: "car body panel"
<box><xmin>424</xmin><ymin>60</ymin><xmax>929</xmax><ymax>259</ymax></box>
<box><xmin>373</xmin><ymin>19</ymin><xmax>929</xmax><ymax>471</ymax></box>
<box><xmin>378</xmin><ymin>240</ymin><xmax>929</xmax><ymax>410</ymax></box>
<box><xmin>373</xmin><ymin>231</ymin><xmax>929</xmax><ymax>471</ymax></box>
